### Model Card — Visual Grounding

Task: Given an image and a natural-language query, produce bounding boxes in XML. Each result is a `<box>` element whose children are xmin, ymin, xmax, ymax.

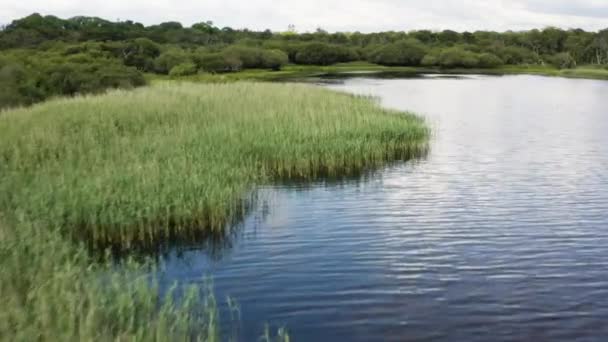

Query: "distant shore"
<box><xmin>148</xmin><ymin>62</ymin><xmax>608</xmax><ymax>83</ymax></box>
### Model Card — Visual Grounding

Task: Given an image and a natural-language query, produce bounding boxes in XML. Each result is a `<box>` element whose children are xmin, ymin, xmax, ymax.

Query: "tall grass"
<box><xmin>0</xmin><ymin>216</ymin><xmax>221</xmax><ymax>341</ymax></box>
<box><xmin>0</xmin><ymin>82</ymin><xmax>428</xmax><ymax>251</ymax></box>
<box><xmin>0</xmin><ymin>82</ymin><xmax>427</xmax><ymax>340</ymax></box>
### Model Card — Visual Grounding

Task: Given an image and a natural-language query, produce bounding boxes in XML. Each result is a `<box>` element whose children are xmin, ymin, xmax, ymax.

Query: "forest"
<box><xmin>1</xmin><ymin>13</ymin><xmax>608</xmax><ymax>109</ymax></box>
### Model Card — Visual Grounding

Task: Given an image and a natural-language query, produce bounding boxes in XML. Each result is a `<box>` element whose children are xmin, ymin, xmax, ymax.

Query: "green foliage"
<box><xmin>1</xmin><ymin>12</ymin><xmax>608</xmax><ymax>109</ymax></box>
<box><xmin>0</xmin><ymin>82</ymin><xmax>428</xmax><ymax>250</ymax></box>
<box><xmin>260</xmin><ymin>49</ymin><xmax>289</xmax><ymax>70</ymax></box>
<box><xmin>196</xmin><ymin>53</ymin><xmax>243</xmax><ymax>73</ymax></box>
<box><xmin>421</xmin><ymin>52</ymin><xmax>440</xmax><ymax>66</ymax></box>
<box><xmin>123</xmin><ymin>38</ymin><xmax>161</xmax><ymax>71</ymax></box>
<box><xmin>169</xmin><ymin>62</ymin><xmax>198</xmax><ymax>77</ymax></box>
<box><xmin>478</xmin><ymin>53</ymin><xmax>504</xmax><ymax>68</ymax></box>
<box><xmin>424</xmin><ymin>49</ymin><xmax>502</xmax><ymax>68</ymax></box>
<box><xmin>223</xmin><ymin>45</ymin><xmax>288</xmax><ymax>70</ymax></box>
<box><xmin>495</xmin><ymin>46</ymin><xmax>538</xmax><ymax>65</ymax></box>
<box><xmin>438</xmin><ymin>47</ymin><xmax>480</xmax><ymax>68</ymax></box>
<box><xmin>548</xmin><ymin>52</ymin><xmax>576</xmax><ymax>69</ymax></box>
<box><xmin>0</xmin><ymin>217</ymin><xmax>221</xmax><ymax>341</ymax></box>
<box><xmin>368</xmin><ymin>39</ymin><xmax>428</xmax><ymax>66</ymax></box>
<box><xmin>154</xmin><ymin>48</ymin><xmax>192</xmax><ymax>74</ymax></box>
<box><xmin>294</xmin><ymin>42</ymin><xmax>358</xmax><ymax>65</ymax></box>
<box><xmin>0</xmin><ymin>49</ymin><xmax>146</xmax><ymax>110</ymax></box>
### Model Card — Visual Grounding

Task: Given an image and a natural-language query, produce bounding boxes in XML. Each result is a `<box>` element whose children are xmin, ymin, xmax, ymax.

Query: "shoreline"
<box><xmin>147</xmin><ymin>62</ymin><xmax>608</xmax><ymax>83</ymax></box>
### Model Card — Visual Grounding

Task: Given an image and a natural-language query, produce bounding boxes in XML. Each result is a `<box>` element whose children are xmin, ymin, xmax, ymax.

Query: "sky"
<box><xmin>2</xmin><ymin>0</ymin><xmax>608</xmax><ymax>33</ymax></box>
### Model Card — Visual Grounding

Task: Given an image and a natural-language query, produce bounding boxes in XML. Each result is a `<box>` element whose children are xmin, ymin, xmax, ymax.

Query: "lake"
<box><xmin>161</xmin><ymin>74</ymin><xmax>608</xmax><ymax>341</ymax></box>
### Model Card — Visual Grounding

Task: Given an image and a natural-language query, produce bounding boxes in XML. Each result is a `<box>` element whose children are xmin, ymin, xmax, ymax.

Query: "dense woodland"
<box><xmin>1</xmin><ymin>13</ymin><xmax>608</xmax><ymax>109</ymax></box>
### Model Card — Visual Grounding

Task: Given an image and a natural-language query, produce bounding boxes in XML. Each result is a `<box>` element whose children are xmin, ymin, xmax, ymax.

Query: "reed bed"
<box><xmin>0</xmin><ymin>216</ymin><xmax>221</xmax><ymax>341</ymax></box>
<box><xmin>0</xmin><ymin>82</ymin><xmax>427</xmax><ymax>340</ymax></box>
<box><xmin>0</xmin><ymin>82</ymin><xmax>428</xmax><ymax>250</ymax></box>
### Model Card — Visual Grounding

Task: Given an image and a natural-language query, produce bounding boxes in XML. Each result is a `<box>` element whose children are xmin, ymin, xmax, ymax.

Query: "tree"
<box><xmin>192</xmin><ymin>21</ymin><xmax>218</xmax><ymax>34</ymax></box>
<box><xmin>437</xmin><ymin>30</ymin><xmax>460</xmax><ymax>45</ymax></box>
<box><xmin>495</xmin><ymin>46</ymin><xmax>537</xmax><ymax>65</ymax></box>
<box><xmin>196</xmin><ymin>53</ymin><xmax>242</xmax><ymax>73</ymax></box>
<box><xmin>368</xmin><ymin>39</ymin><xmax>428</xmax><ymax>66</ymax></box>
<box><xmin>260</xmin><ymin>49</ymin><xmax>288</xmax><ymax>70</ymax></box>
<box><xmin>169</xmin><ymin>62</ymin><xmax>197</xmax><ymax>77</ymax></box>
<box><xmin>478</xmin><ymin>53</ymin><xmax>503</xmax><ymax>68</ymax></box>
<box><xmin>548</xmin><ymin>52</ymin><xmax>576</xmax><ymax>69</ymax></box>
<box><xmin>154</xmin><ymin>49</ymin><xmax>192</xmax><ymax>74</ymax></box>
<box><xmin>564</xmin><ymin>31</ymin><xmax>594</xmax><ymax>64</ymax></box>
<box><xmin>294</xmin><ymin>42</ymin><xmax>357</xmax><ymax>65</ymax></box>
<box><xmin>122</xmin><ymin>38</ymin><xmax>161</xmax><ymax>71</ymax></box>
<box><xmin>590</xmin><ymin>29</ymin><xmax>608</xmax><ymax>64</ymax></box>
<box><xmin>437</xmin><ymin>47</ymin><xmax>479</xmax><ymax>68</ymax></box>
<box><xmin>421</xmin><ymin>53</ymin><xmax>439</xmax><ymax>66</ymax></box>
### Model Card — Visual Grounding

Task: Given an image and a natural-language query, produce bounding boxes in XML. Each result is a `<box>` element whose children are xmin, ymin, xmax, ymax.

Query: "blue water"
<box><xmin>162</xmin><ymin>75</ymin><xmax>608</xmax><ymax>341</ymax></box>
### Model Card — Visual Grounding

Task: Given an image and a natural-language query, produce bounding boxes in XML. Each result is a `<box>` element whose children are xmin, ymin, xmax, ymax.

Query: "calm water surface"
<box><xmin>162</xmin><ymin>75</ymin><xmax>608</xmax><ymax>341</ymax></box>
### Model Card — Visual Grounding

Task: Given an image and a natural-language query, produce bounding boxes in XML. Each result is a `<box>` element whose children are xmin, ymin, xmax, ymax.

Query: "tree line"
<box><xmin>1</xmin><ymin>13</ymin><xmax>608</xmax><ymax>109</ymax></box>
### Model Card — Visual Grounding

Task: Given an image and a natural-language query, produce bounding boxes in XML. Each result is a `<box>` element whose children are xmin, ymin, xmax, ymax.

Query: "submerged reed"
<box><xmin>0</xmin><ymin>82</ymin><xmax>428</xmax><ymax>250</ymax></box>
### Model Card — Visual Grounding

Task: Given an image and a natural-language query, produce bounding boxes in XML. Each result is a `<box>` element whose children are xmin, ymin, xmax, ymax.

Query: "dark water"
<box><xmin>162</xmin><ymin>75</ymin><xmax>608</xmax><ymax>341</ymax></box>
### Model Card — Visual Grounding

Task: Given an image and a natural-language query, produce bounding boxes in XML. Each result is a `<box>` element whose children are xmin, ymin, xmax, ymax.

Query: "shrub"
<box><xmin>0</xmin><ymin>51</ymin><xmax>145</xmax><ymax>109</ymax></box>
<box><xmin>438</xmin><ymin>47</ymin><xmax>480</xmax><ymax>68</ymax></box>
<box><xmin>421</xmin><ymin>54</ymin><xmax>439</xmax><ymax>66</ymax></box>
<box><xmin>222</xmin><ymin>46</ymin><xmax>288</xmax><ymax>70</ymax></box>
<box><xmin>495</xmin><ymin>46</ymin><xmax>537</xmax><ymax>65</ymax></box>
<box><xmin>260</xmin><ymin>49</ymin><xmax>289</xmax><ymax>70</ymax></box>
<box><xmin>294</xmin><ymin>42</ymin><xmax>357</xmax><ymax>65</ymax></box>
<box><xmin>548</xmin><ymin>52</ymin><xmax>576</xmax><ymax>69</ymax></box>
<box><xmin>478</xmin><ymin>53</ymin><xmax>504</xmax><ymax>68</ymax></box>
<box><xmin>368</xmin><ymin>40</ymin><xmax>428</xmax><ymax>66</ymax></box>
<box><xmin>122</xmin><ymin>38</ymin><xmax>161</xmax><ymax>72</ymax></box>
<box><xmin>0</xmin><ymin>63</ymin><xmax>37</xmax><ymax>108</ymax></box>
<box><xmin>153</xmin><ymin>49</ymin><xmax>192</xmax><ymax>74</ymax></box>
<box><xmin>197</xmin><ymin>53</ymin><xmax>242</xmax><ymax>73</ymax></box>
<box><xmin>169</xmin><ymin>62</ymin><xmax>198</xmax><ymax>77</ymax></box>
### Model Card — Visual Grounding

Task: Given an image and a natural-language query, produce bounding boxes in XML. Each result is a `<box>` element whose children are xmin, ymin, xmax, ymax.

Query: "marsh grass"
<box><xmin>0</xmin><ymin>82</ymin><xmax>427</xmax><ymax>340</ymax></box>
<box><xmin>0</xmin><ymin>216</ymin><xmax>221</xmax><ymax>341</ymax></box>
<box><xmin>0</xmin><ymin>82</ymin><xmax>428</xmax><ymax>251</ymax></box>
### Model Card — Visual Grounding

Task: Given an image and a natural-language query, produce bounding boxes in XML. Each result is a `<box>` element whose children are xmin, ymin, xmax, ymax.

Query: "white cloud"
<box><xmin>1</xmin><ymin>0</ymin><xmax>607</xmax><ymax>32</ymax></box>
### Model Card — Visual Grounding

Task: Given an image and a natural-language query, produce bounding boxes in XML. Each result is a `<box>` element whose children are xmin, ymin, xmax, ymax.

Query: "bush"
<box><xmin>421</xmin><ymin>54</ymin><xmax>439</xmax><ymax>66</ymax></box>
<box><xmin>263</xmin><ymin>41</ymin><xmax>301</xmax><ymax>62</ymax></box>
<box><xmin>153</xmin><ymin>49</ymin><xmax>192</xmax><ymax>74</ymax></box>
<box><xmin>438</xmin><ymin>47</ymin><xmax>479</xmax><ymax>68</ymax></box>
<box><xmin>0</xmin><ymin>64</ymin><xmax>38</xmax><ymax>108</ymax></box>
<box><xmin>0</xmin><ymin>51</ymin><xmax>146</xmax><ymax>109</ymax></box>
<box><xmin>495</xmin><ymin>46</ymin><xmax>537</xmax><ymax>65</ymax></box>
<box><xmin>260</xmin><ymin>49</ymin><xmax>289</xmax><ymax>70</ymax></box>
<box><xmin>222</xmin><ymin>46</ymin><xmax>288</xmax><ymax>70</ymax></box>
<box><xmin>197</xmin><ymin>53</ymin><xmax>242</xmax><ymax>73</ymax></box>
<box><xmin>43</xmin><ymin>61</ymin><xmax>145</xmax><ymax>95</ymax></box>
<box><xmin>121</xmin><ymin>38</ymin><xmax>161</xmax><ymax>72</ymax></box>
<box><xmin>478</xmin><ymin>53</ymin><xmax>504</xmax><ymax>68</ymax></box>
<box><xmin>368</xmin><ymin>40</ymin><xmax>428</xmax><ymax>66</ymax></box>
<box><xmin>294</xmin><ymin>42</ymin><xmax>357</xmax><ymax>65</ymax></box>
<box><xmin>169</xmin><ymin>62</ymin><xmax>198</xmax><ymax>77</ymax></box>
<box><xmin>548</xmin><ymin>52</ymin><xmax>576</xmax><ymax>69</ymax></box>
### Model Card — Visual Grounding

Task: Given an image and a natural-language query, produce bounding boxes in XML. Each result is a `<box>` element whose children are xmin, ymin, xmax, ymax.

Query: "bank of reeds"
<box><xmin>0</xmin><ymin>82</ymin><xmax>428</xmax><ymax>250</ymax></box>
<box><xmin>0</xmin><ymin>82</ymin><xmax>427</xmax><ymax>340</ymax></box>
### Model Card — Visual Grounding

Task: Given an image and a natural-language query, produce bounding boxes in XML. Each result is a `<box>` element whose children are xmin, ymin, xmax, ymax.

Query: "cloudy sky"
<box><xmin>2</xmin><ymin>0</ymin><xmax>607</xmax><ymax>32</ymax></box>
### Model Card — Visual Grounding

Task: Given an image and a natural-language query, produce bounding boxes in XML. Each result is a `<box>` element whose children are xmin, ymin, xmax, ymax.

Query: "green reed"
<box><xmin>0</xmin><ymin>82</ymin><xmax>427</xmax><ymax>340</ymax></box>
<box><xmin>0</xmin><ymin>82</ymin><xmax>428</xmax><ymax>250</ymax></box>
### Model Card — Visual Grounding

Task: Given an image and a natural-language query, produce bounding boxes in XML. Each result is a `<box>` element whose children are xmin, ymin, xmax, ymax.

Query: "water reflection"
<box><xmin>165</xmin><ymin>147</ymin><xmax>430</xmax><ymax>263</ymax></box>
<box><xmin>162</xmin><ymin>75</ymin><xmax>608</xmax><ymax>341</ymax></box>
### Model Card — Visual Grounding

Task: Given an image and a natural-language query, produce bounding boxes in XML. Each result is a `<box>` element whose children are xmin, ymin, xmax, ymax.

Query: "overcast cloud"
<box><xmin>1</xmin><ymin>0</ymin><xmax>607</xmax><ymax>32</ymax></box>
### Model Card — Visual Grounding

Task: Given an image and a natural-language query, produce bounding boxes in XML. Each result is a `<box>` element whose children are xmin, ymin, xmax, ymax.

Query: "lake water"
<box><xmin>162</xmin><ymin>75</ymin><xmax>608</xmax><ymax>341</ymax></box>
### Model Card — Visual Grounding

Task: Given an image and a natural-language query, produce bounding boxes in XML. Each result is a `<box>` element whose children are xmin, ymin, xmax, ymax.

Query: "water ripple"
<box><xmin>162</xmin><ymin>75</ymin><xmax>608</xmax><ymax>341</ymax></box>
